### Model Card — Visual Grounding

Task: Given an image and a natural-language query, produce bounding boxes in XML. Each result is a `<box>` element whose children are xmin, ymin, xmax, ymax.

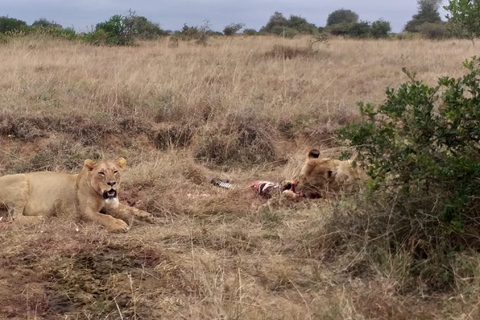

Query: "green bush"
<box><xmin>0</xmin><ymin>16</ymin><xmax>27</xmax><ymax>33</ymax></box>
<box><xmin>287</xmin><ymin>15</ymin><xmax>317</xmax><ymax>34</ymax></box>
<box><xmin>404</xmin><ymin>0</ymin><xmax>442</xmax><ymax>32</ymax></box>
<box><xmin>179</xmin><ymin>21</ymin><xmax>211</xmax><ymax>45</ymax></box>
<box><xmin>417</xmin><ymin>22</ymin><xmax>447</xmax><ymax>39</ymax></box>
<box><xmin>243</xmin><ymin>28</ymin><xmax>257</xmax><ymax>36</ymax></box>
<box><xmin>47</xmin><ymin>27</ymin><xmax>77</xmax><ymax>40</ymax></box>
<box><xmin>94</xmin><ymin>14</ymin><xmax>133</xmax><ymax>45</ymax></box>
<box><xmin>348</xmin><ymin>21</ymin><xmax>371</xmax><ymax>38</ymax></box>
<box><xmin>326</xmin><ymin>9</ymin><xmax>359</xmax><ymax>26</ymax></box>
<box><xmin>81</xmin><ymin>29</ymin><xmax>109</xmax><ymax>45</ymax></box>
<box><xmin>124</xmin><ymin>12</ymin><xmax>166</xmax><ymax>40</ymax></box>
<box><xmin>31</xmin><ymin>18</ymin><xmax>61</xmax><ymax>29</ymax></box>
<box><xmin>260</xmin><ymin>12</ymin><xmax>317</xmax><ymax>36</ymax></box>
<box><xmin>444</xmin><ymin>0</ymin><xmax>480</xmax><ymax>40</ymax></box>
<box><xmin>223</xmin><ymin>23</ymin><xmax>244</xmax><ymax>36</ymax></box>
<box><xmin>371</xmin><ymin>19</ymin><xmax>391</xmax><ymax>38</ymax></box>
<box><xmin>0</xmin><ymin>33</ymin><xmax>8</xmax><ymax>44</ymax></box>
<box><xmin>328</xmin><ymin>22</ymin><xmax>352</xmax><ymax>36</ymax></box>
<box><xmin>339</xmin><ymin>57</ymin><xmax>480</xmax><ymax>232</ymax></box>
<box><xmin>260</xmin><ymin>12</ymin><xmax>288</xmax><ymax>33</ymax></box>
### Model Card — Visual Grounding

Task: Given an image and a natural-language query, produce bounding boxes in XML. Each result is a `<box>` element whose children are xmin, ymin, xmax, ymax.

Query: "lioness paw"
<box><xmin>109</xmin><ymin>219</ymin><xmax>130</xmax><ymax>233</ymax></box>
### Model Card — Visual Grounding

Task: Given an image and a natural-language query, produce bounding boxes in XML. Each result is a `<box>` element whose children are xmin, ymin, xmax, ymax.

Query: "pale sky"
<box><xmin>0</xmin><ymin>0</ymin><xmax>448</xmax><ymax>33</ymax></box>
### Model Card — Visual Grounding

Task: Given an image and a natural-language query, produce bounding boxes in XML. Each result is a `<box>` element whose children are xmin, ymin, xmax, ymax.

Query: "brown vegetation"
<box><xmin>0</xmin><ymin>35</ymin><xmax>478</xmax><ymax>319</ymax></box>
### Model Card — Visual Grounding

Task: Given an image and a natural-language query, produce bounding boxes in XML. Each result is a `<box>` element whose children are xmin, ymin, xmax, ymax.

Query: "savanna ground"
<box><xmin>0</xmin><ymin>35</ymin><xmax>479</xmax><ymax>319</ymax></box>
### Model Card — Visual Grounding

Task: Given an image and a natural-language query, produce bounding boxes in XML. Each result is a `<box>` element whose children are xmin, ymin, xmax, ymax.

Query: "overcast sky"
<box><xmin>1</xmin><ymin>0</ymin><xmax>448</xmax><ymax>33</ymax></box>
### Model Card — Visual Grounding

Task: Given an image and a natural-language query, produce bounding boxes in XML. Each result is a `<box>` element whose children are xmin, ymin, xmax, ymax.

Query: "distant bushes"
<box><xmin>0</xmin><ymin>16</ymin><xmax>27</xmax><ymax>33</ymax></box>
<box><xmin>417</xmin><ymin>22</ymin><xmax>447</xmax><ymax>39</ymax></box>
<box><xmin>260</xmin><ymin>12</ymin><xmax>317</xmax><ymax>36</ymax></box>
<box><xmin>83</xmin><ymin>11</ymin><xmax>167</xmax><ymax>46</ymax></box>
<box><xmin>327</xmin><ymin>19</ymin><xmax>391</xmax><ymax>38</ymax></box>
<box><xmin>0</xmin><ymin>11</ymin><xmax>167</xmax><ymax>46</ymax></box>
<box><xmin>0</xmin><ymin>8</ymin><xmax>468</xmax><ymax>44</ymax></box>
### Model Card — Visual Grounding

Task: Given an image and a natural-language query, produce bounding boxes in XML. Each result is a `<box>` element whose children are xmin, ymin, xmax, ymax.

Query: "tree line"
<box><xmin>0</xmin><ymin>0</ymin><xmax>478</xmax><ymax>45</ymax></box>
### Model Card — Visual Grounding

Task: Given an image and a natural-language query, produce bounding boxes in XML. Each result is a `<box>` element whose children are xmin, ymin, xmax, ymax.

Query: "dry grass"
<box><xmin>0</xmin><ymin>35</ymin><xmax>479</xmax><ymax>319</ymax></box>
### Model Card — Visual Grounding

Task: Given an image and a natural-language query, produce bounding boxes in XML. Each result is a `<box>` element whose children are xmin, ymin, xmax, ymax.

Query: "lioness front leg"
<box><xmin>109</xmin><ymin>204</ymin><xmax>155</xmax><ymax>224</ymax></box>
<box><xmin>83</xmin><ymin>208</ymin><xmax>129</xmax><ymax>232</ymax></box>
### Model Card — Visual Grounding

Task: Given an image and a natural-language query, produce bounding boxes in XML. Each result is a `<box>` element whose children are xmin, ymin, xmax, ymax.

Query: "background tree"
<box><xmin>0</xmin><ymin>16</ymin><xmax>27</xmax><ymax>33</ymax></box>
<box><xmin>287</xmin><ymin>15</ymin><xmax>317</xmax><ymax>34</ymax></box>
<box><xmin>417</xmin><ymin>22</ymin><xmax>447</xmax><ymax>39</ymax></box>
<box><xmin>260</xmin><ymin>12</ymin><xmax>317</xmax><ymax>36</ymax></box>
<box><xmin>326</xmin><ymin>9</ymin><xmax>359</xmax><ymax>26</ymax></box>
<box><xmin>371</xmin><ymin>19</ymin><xmax>391</xmax><ymax>38</ymax></box>
<box><xmin>404</xmin><ymin>0</ymin><xmax>442</xmax><ymax>32</ymax></box>
<box><xmin>94</xmin><ymin>14</ymin><xmax>132</xmax><ymax>45</ymax></box>
<box><xmin>124</xmin><ymin>11</ymin><xmax>166</xmax><ymax>39</ymax></box>
<box><xmin>444</xmin><ymin>0</ymin><xmax>480</xmax><ymax>41</ymax></box>
<box><xmin>31</xmin><ymin>18</ymin><xmax>61</xmax><ymax>29</ymax></box>
<box><xmin>348</xmin><ymin>21</ymin><xmax>371</xmax><ymax>38</ymax></box>
<box><xmin>260</xmin><ymin>12</ymin><xmax>288</xmax><ymax>33</ymax></box>
<box><xmin>243</xmin><ymin>28</ymin><xmax>257</xmax><ymax>36</ymax></box>
<box><xmin>223</xmin><ymin>22</ymin><xmax>244</xmax><ymax>36</ymax></box>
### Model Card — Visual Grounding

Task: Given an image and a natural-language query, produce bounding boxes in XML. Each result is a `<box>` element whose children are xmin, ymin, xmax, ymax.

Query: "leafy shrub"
<box><xmin>223</xmin><ymin>23</ymin><xmax>244</xmax><ymax>36</ymax></box>
<box><xmin>371</xmin><ymin>19</ymin><xmax>391</xmax><ymax>38</ymax></box>
<box><xmin>444</xmin><ymin>0</ymin><xmax>480</xmax><ymax>40</ymax></box>
<box><xmin>94</xmin><ymin>14</ymin><xmax>134</xmax><ymax>46</ymax></box>
<box><xmin>335</xmin><ymin>57</ymin><xmax>480</xmax><ymax>291</ymax></box>
<box><xmin>84</xmin><ymin>11</ymin><xmax>165</xmax><ymax>45</ymax></box>
<box><xmin>339</xmin><ymin>57</ymin><xmax>480</xmax><ymax>233</ymax></box>
<box><xmin>287</xmin><ymin>15</ymin><xmax>317</xmax><ymax>34</ymax></box>
<box><xmin>46</xmin><ymin>27</ymin><xmax>77</xmax><ymax>40</ymax></box>
<box><xmin>326</xmin><ymin>9</ymin><xmax>359</xmax><ymax>26</ymax></box>
<box><xmin>260</xmin><ymin>12</ymin><xmax>317</xmax><ymax>36</ymax></box>
<box><xmin>404</xmin><ymin>0</ymin><xmax>442</xmax><ymax>32</ymax></box>
<box><xmin>260</xmin><ymin>12</ymin><xmax>288</xmax><ymax>33</ymax></box>
<box><xmin>81</xmin><ymin>29</ymin><xmax>108</xmax><ymax>45</ymax></box>
<box><xmin>124</xmin><ymin>11</ymin><xmax>166</xmax><ymax>40</ymax></box>
<box><xmin>31</xmin><ymin>18</ymin><xmax>61</xmax><ymax>29</ymax></box>
<box><xmin>0</xmin><ymin>33</ymin><xmax>8</xmax><ymax>44</ymax></box>
<box><xmin>417</xmin><ymin>22</ymin><xmax>447</xmax><ymax>39</ymax></box>
<box><xmin>180</xmin><ymin>21</ymin><xmax>211</xmax><ymax>45</ymax></box>
<box><xmin>0</xmin><ymin>16</ymin><xmax>27</xmax><ymax>33</ymax></box>
<box><xmin>279</xmin><ymin>27</ymin><xmax>298</xmax><ymax>38</ymax></box>
<box><xmin>328</xmin><ymin>22</ymin><xmax>352</xmax><ymax>36</ymax></box>
<box><xmin>243</xmin><ymin>28</ymin><xmax>257</xmax><ymax>36</ymax></box>
<box><xmin>348</xmin><ymin>21</ymin><xmax>371</xmax><ymax>38</ymax></box>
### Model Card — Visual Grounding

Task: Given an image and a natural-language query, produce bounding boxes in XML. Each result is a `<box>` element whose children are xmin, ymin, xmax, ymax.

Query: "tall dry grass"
<box><xmin>0</xmin><ymin>35</ymin><xmax>479</xmax><ymax>319</ymax></box>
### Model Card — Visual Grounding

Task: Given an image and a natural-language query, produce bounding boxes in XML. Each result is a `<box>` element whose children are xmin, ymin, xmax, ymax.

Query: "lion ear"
<box><xmin>115</xmin><ymin>157</ymin><xmax>127</xmax><ymax>169</ymax></box>
<box><xmin>84</xmin><ymin>159</ymin><xmax>96</xmax><ymax>171</ymax></box>
<box><xmin>308</xmin><ymin>149</ymin><xmax>320</xmax><ymax>159</ymax></box>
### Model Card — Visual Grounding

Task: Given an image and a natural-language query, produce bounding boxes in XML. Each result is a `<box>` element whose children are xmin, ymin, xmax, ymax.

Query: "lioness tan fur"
<box><xmin>0</xmin><ymin>158</ymin><xmax>153</xmax><ymax>232</ymax></box>
<box><xmin>296</xmin><ymin>149</ymin><xmax>368</xmax><ymax>198</ymax></box>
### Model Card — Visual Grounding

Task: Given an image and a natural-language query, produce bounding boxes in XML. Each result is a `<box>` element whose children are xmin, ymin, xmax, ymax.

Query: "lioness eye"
<box><xmin>114</xmin><ymin>170</ymin><xmax>118</xmax><ymax>174</ymax></box>
<box><xmin>98</xmin><ymin>172</ymin><xmax>105</xmax><ymax>176</ymax></box>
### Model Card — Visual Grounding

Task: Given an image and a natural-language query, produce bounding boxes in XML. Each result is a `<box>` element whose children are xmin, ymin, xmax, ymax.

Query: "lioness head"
<box><xmin>83</xmin><ymin>158</ymin><xmax>126</xmax><ymax>206</ymax></box>
<box><xmin>295</xmin><ymin>149</ymin><xmax>336</xmax><ymax>198</ymax></box>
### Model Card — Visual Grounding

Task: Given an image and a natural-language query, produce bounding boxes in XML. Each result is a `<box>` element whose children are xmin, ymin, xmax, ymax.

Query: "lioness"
<box><xmin>0</xmin><ymin>158</ymin><xmax>153</xmax><ymax>232</ymax></box>
<box><xmin>296</xmin><ymin>149</ymin><xmax>368</xmax><ymax>198</ymax></box>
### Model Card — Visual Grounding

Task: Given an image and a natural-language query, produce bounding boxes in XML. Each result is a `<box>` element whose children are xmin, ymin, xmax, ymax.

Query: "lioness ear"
<box><xmin>308</xmin><ymin>149</ymin><xmax>320</xmax><ymax>159</ymax></box>
<box><xmin>84</xmin><ymin>159</ymin><xmax>96</xmax><ymax>171</ymax></box>
<box><xmin>115</xmin><ymin>157</ymin><xmax>127</xmax><ymax>169</ymax></box>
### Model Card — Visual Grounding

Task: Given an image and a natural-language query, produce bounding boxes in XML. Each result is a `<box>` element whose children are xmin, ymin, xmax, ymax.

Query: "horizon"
<box><xmin>1</xmin><ymin>1</ymin><xmax>449</xmax><ymax>34</ymax></box>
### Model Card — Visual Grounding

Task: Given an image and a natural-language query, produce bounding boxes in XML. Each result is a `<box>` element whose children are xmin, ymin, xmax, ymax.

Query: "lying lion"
<box><xmin>0</xmin><ymin>158</ymin><xmax>153</xmax><ymax>232</ymax></box>
<box><xmin>295</xmin><ymin>149</ymin><xmax>368</xmax><ymax>198</ymax></box>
